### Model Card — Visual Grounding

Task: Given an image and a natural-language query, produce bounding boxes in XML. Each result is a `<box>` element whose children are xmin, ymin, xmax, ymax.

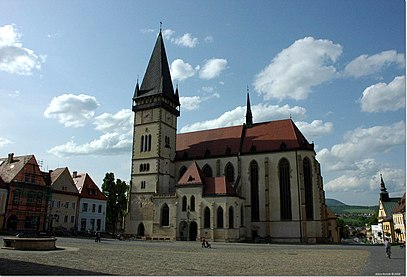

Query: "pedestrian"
<box><xmin>384</xmin><ymin>238</ymin><xmax>391</xmax><ymax>258</ymax></box>
<box><xmin>95</xmin><ymin>232</ymin><xmax>101</xmax><ymax>242</ymax></box>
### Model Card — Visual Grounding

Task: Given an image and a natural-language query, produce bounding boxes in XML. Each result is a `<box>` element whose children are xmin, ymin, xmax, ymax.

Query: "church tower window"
<box><xmin>279</xmin><ymin>158</ymin><xmax>292</xmax><ymax>221</ymax></box>
<box><xmin>204</xmin><ymin>207</ymin><xmax>210</xmax><ymax>228</ymax></box>
<box><xmin>190</xmin><ymin>196</ymin><xmax>195</xmax><ymax>211</ymax></box>
<box><xmin>161</xmin><ymin>204</ymin><xmax>170</xmax><ymax>227</ymax></box>
<box><xmin>202</xmin><ymin>164</ymin><xmax>213</xmax><ymax>177</ymax></box>
<box><xmin>225</xmin><ymin>162</ymin><xmax>235</xmax><ymax>183</ymax></box>
<box><xmin>228</xmin><ymin>206</ymin><xmax>234</xmax><ymax>229</ymax></box>
<box><xmin>217</xmin><ymin>206</ymin><xmax>224</xmax><ymax>228</ymax></box>
<box><xmin>303</xmin><ymin>158</ymin><xmax>314</xmax><ymax>220</ymax></box>
<box><xmin>250</xmin><ymin>160</ymin><xmax>260</xmax><ymax>221</ymax></box>
<box><xmin>182</xmin><ymin>196</ymin><xmax>187</xmax><ymax>211</ymax></box>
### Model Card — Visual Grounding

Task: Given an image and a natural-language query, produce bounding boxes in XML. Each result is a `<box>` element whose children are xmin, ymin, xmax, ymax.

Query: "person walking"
<box><xmin>384</xmin><ymin>238</ymin><xmax>391</xmax><ymax>258</ymax></box>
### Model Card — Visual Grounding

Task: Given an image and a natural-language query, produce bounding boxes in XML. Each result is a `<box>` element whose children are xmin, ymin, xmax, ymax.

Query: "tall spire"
<box><xmin>245</xmin><ymin>86</ymin><xmax>253</xmax><ymax>128</ymax></box>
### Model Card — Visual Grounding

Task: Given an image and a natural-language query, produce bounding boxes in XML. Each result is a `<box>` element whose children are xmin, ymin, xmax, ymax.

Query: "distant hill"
<box><xmin>326</xmin><ymin>198</ymin><xmax>377</xmax><ymax>215</ymax></box>
<box><xmin>326</xmin><ymin>198</ymin><xmax>347</xmax><ymax>206</ymax></box>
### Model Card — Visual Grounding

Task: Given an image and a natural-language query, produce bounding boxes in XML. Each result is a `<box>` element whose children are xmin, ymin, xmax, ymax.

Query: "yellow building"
<box><xmin>377</xmin><ymin>175</ymin><xmax>401</xmax><ymax>243</ymax></box>
<box><xmin>49</xmin><ymin>167</ymin><xmax>80</xmax><ymax>232</ymax></box>
<box><xmin>392</xmin><ymin>193</ymin><xmax>405</xmax><ymax>243</ymax></box>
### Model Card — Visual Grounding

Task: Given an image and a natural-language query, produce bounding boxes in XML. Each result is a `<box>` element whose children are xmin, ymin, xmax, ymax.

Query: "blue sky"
<box><xmin>0</xmin><ymin>0</ymin><xmax>405</xmax><ymax>205</ymax></box>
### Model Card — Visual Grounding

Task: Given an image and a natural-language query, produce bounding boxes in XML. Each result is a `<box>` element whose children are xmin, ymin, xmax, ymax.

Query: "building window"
<box><xmin>80</xmin><ymin>218</ymin><xmax>86</xmax><ymax>231</ymax></box>
<box><xmin>217</xmin><ymin>207</ymin><xmax>224</xmax><ymax>228</ymax></box>
<box><xmin>65</xmin><ymin>202</ymin><xmax>69</xmax><ymax>209</ymax></box>
<box><xmin>204</xmin><ymin>207</ymin><xmax>211</xmax><ymax>228</ymax></box>
<box><xmin>97</xmin><ymin>219</ymin><xmax>101</xmax><ymax>231</ymax></box>
<box><xmin>190</xmin><ymin>196</ymin><xmax>195</xmax><ymax>211</ymax></box>
<box><xmin>141</xmin><ymin>181</ymin><xmax>146</xmax><ymax>189</ymax></box>
<box><xmin>182</xmin><ymin>196</ymin><xmax>187</xmax><ymax>211</ymax></box>
<box><xmin>92</xmin><ymin>204</ymin><xmax>96</xmax><ymax>213</ymax></box>
<box><xmin>82</xmin><ymin>203</ymin><xmax>88</xmax><ymax>212</ymax></box>
<box><xmin>240</xmin><ymin>205</ymin><xmax>244</xmax><ymax>226</ymax></box>
<box><xmin>303</xmin><ymin>158</ymin><xmax>314</xmax><ymax>220</ymax></box>
<box><xmin>161</xmin><ymin>204</ymin><xmax>170</xmax><ymax>227</ymax></box>
<box><xmin>229</xmin><ymin>206</ymin><xmax>234</xmax><ymax>229</ymax></box>
<box><xmin>72</xmin><ymin>202</ymin><xmax>76</xmax><ymax>210</ymax></box>
<box><xmin>27</xmin><ymin>192</ymin><xmax>34</xmax><ymax>206</ymax></box>
<box><xmin>90</xmin><ymin>219</ymin><xmax>95</xmax><ymax>230</ymax></box>
<box><xmin>71</xmin><ymin>216</ymin><xmax>75</xmax><ymax>223</ymax></box>
<box><xmin>279</xmin><ymin>158</ymin><xmax>292</xmax><ymax>221</ymax></box>
<box><xmin>98</xmin><ymin>205</ymin><xmax>102</xmax><ymax>213</ymax></box>
<box><xmin>165</xmin><ymin>136</ymin><xmax>170</xmax><ymax>148</ymax></box>
<box><xmin>64</xmin><ymin>215</ymin><xmax>68</xmax><ymax>223</ymax></box>
<box><xmin>250</xmin><ymin>160</ymin><xmax>260</xmax><ymax>221</ymax></box>
<box><xmin>13</xmin><ymin>190</ymin><xmax>20</xmax><ymax>205</ymax></box>
<box><xmin>225</xmin><ymin>162</ymin><xmax>235</xmax><ymax>183</ymax></box>
<box><xmin>140</xmin><ymin>134</ymin><xmax>152</xmax><ymax>152</ymax></box>
<box><xmin>202</xmin><ymin>164</ymin><xmax>213</xmax><ymax>178</ymax></box>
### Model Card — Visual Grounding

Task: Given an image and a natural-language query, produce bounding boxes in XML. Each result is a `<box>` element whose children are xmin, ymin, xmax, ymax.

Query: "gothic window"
<box><xmin>190</xmin><ymin>196</ymin><xmax>195</xmax><ymax>211</ymax></box>
<box><xmin>217</xmin><ymin>206</ymin><xmax>224</xmax><ymax>228</ymax></box>
<box><xmin>165</xmin><ymin>136</ymin><xmax>170</xmax><ymax>148</ymax></box>
<box><xmin>148</xmin><ymin>134</ymin><xmax>152</xmax><ymax>151</ymax></box>
<box><xmin>279</xmin><ymin>158</ymin><xmax>292</xmax><ymax>221</ymax></box>
<box><xmin>178</xmin><ymin>166</ymin><xmax>187</xmax><ymax>181</ymax></box>
<box><xmin>161</xmin><ymin>204</ymin><xmax>170</xmax><ymax>227</ymax></box>
<box><xmin>228</xmin><ymin>206</ymin><xmax>234</xmax><ymax>229</ymax></box>
<box><xmin>140</xmin><ymin>135</ymin><xmax>152</xmax><ymax>152</ymax></box>
<box><xmin>141</xmin><ymin>181</ymin><xmax>146</xmax><ymax>189</ymax></box>
<box><xmin>204</xmin><ymin>207</ymin><xmax>210</xmax><ymax>228</ymax></box>
<box><xmin>202</xmin><ymin>164</ymin><xmax>213</xmax><ymax>178</ymax></box>
<box><xmin>225</xmin><ymin>162</ymin><xmax>235</xmax><ymax>183</ymax></box>
<box><xmin>140</xmin><ymin>136</ymin><xmax>144</xmax><ymax>152</ymax></box>
<box><xmin>182</xmin><ymin>196</ymin><xmax>187</xmax><ymax>212</ymax></box>
<box><xmin>250</xmin><ymin>160</ymin><xmax>260</xmax><ymax>221</ymax></box>
<box><xmin>303</xmin><ymin>158</ymin><xmax>314</xmax><ymax>220</ymax></box>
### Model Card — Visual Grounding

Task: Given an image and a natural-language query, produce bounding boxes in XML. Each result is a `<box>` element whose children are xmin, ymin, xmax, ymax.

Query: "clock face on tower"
<box><xmin>143</xmin><ymin>111</ymin><xmax>151</xmax><ymax>122</ymax></box>
<box><xmin>166</xmin><ymin>113</ymin><xmax>172</xmax><ymax>124</ymax></box>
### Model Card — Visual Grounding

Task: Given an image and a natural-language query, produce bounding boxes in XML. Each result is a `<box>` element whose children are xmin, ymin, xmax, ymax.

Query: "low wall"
<box><xmin>3</xmin><ymin>237</ymin><xmax>57</xmax><ymax>250</ymax></box>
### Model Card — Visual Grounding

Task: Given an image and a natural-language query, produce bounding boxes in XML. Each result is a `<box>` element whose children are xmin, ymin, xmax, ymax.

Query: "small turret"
<box><xmin>245</xmin><ymin>87</ymin><xmax>253</xmax><ymax>128</ymax></box>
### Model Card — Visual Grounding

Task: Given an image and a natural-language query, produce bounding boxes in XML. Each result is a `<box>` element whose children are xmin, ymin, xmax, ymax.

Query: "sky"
<box><xmin>0</xmin><ymin>0</ymin><xmax>405</xmax><ymax>206</ymax></box>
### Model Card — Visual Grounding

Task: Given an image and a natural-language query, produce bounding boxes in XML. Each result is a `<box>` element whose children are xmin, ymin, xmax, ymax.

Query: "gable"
<box><xmin>51</xmin><ymin>168</ymin><xmax>79</xmax><ymax>195</ymax></box>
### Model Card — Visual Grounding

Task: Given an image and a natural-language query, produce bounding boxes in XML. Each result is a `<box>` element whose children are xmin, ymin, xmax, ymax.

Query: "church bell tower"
<box><xmin>126</xmin><ymin>31</ymin><xmax>180</xmax><ymax>235</ymax></box>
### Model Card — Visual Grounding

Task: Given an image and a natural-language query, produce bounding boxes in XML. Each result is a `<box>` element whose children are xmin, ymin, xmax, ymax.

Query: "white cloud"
<box><xmin>180</xmin><ymin>96</ymin><xmax>202</xmax><ymax>111</ymax></box>
<box><xmin>93</xmin><ymin>109</ymin><xmax>133</xmax><ymax>133</ymax></box>
<box><xmin>318</xmin><ymin>121</ymin><xmax>405</xmax><ymax>172</ymax></box>
<box><xmin>253</xmin><ymin>37</ymin><xmax>342</xmax><ymax>101</ymax></box>
<box><xmin>180</xmin><ymin>103</ymin><xmax>307</xmax><ymax>133</ymax></box>
<box><xmin>295</xmin><ymin>120</ymin><xmax>333</xmax><ymax>141</ymax></box>
<box><xmin>0</xmin><ymin>137</ymin><xmax>12</xmax><ymax>148</ymax></box>
<box><xmin>162</xmin><ymin>29</ymin><xmax>198</xmax><ymax>48</ymax></box>
<box><xmin>344</xmin><ymin>50</ymin><xmax>405</xmax><ymax>78</ymax></box>
<box><xmin>360</xmin><ymin>75</ymin><xmax>406</xmax><ymax>112</ymax></box>
<box><xmin>44</xmin><ymin>94</ymin><xmax>100</xmax><ymax>127</ymax></box>
<box><xmin>199</xmin><ymin>58</ymin><xmax>228</xmax><ymax>80</ymax></box>
<box><xmin>0</xmin><ymin>24</ymin><xmax>43</xmax><ymax>75</ymax></box>
<box><xmin>170</xmin><ymin>59</ymin><xmax>196</xmax><ymax>81</ymax></box>
<box><xmin>173</xmin><ymin>33</ymin><xmax>198</xmax><ymax>48</ymax></box>
<box><xmin>204</xmin><ymin>36</ymin><xmax>214</xmax><ymax>43</ymax></box>
<box><xmin>48</xmin><ymin>132</ymin><xmax>132</xmax><ymax>157</ymax></box>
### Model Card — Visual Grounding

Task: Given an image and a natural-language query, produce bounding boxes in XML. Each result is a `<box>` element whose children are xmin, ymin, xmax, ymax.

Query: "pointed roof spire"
<box><xmin>138</xmin><ymin>31</ymin><xmax>177</xmax><ymax>102</ymax></box>
<box><xmin>380</xmin><ymin>173</ymin><xmax>389</xmax><ymax>202</ymax></box>
<box><xmin>245</xmin><ymin>86</ymin><xmax>253</xmax><ymax>128</ymax></box>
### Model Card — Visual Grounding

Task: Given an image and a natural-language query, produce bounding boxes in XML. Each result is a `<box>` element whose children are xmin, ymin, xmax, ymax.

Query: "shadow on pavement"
<box><xmin>0</xmin><ymin>258</ymin><xmax>112</xmax><ymax>276</ymax></box>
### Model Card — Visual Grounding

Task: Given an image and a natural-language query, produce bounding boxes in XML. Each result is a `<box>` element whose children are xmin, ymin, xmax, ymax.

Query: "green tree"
<box><xmin>102</xmin><ymin>172</ymin><xmax>129</xmax><ymax>235</ymax></box>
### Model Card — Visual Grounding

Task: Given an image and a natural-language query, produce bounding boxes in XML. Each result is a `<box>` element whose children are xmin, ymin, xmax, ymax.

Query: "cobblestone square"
<box><xmin>0</xmin><ymin>236</ymin><xmax>405</xmax><ymax>276</ymax></box>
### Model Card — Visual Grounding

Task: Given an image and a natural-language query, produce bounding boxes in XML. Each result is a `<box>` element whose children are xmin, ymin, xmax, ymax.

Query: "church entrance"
<box><xmin>179</xmin><ymin>221</ymin><xmax>188</xmax><ymax>241</ymax></box>
<box><xmin>189</xmin><ymin>221</ymin><xmax>198</xmax><ymax>241</ymax></box>
<box><xmin>137</xmin><ymin>223</ymin><xmax>145</xmax><ymax>237</ymax></box>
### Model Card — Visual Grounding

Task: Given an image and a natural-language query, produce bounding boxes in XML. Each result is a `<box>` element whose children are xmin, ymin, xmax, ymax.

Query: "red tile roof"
<box><xmin>176</xmin><ymin>119</ymin><xmax>313</xmax><ymax>160</ymax></box>
<box><xmin>73</xmin><ymin>172</ymin><xmax>107</xmax><ymax>201</ymax></box>
<box><xmin>177</xmin><ymin>161</ymin><xmax>239</xmax><ymax>197</ymax></box>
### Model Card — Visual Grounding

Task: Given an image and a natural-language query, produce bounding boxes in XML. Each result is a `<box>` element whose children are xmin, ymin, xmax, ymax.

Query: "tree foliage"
<box><xmin>102</xmin><ymin>172</ymin><xmax>129</xmax><ymax>234</ymax></box>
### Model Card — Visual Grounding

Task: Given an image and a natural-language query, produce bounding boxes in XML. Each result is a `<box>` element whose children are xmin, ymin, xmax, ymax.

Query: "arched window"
<box><xmin>228</xmin><ymin>206</ymin><xmax>234</xmax><ymax>229</ymax></box>
<box><xmin>140</xmin><ymin>136</ymin><xmax>144</xmax><ymax>152</ymax></box>
<box><xmin>204</xmin><ymin>207</ymin><xmax>210</xmax><ymax>228</ymax></box>
<box><xmin>217</xmin><ymin>207</ymin><xmax>224</xmax><ymax>228</ymax></box>
<box><xmin>182</xmin><ymin>196</ymin><xmax>187</xmax><ymax>212</ymax></box>
<box><xmin>148</xmin><ymin>134</ymin><xmax>152</xmax><ymax>151</ymax></box>
<box><xmin>303</xmin><ymin>158</ymin><xmax>313</xmax><ymax>220</ymax></box>
<box><xmin>279</xmin><ymin>158</ymin><xmax>292</xmax><ymax>221</ymax></box>
<box><xmin>225</xmin><ymin>162</ymin><xmax>235</xmax><ymax>183</ymax></box>
<box><xmin>190</xmin><ymin>196</ymin><xmax>195</xmax><ymax>211</ymax></box>
<box><xmin>250</xmin><ymin>160</ymin><xmax>259</xmax><ymax>221</ymax></box>
<box><xmin>202</xmin><ymin>164</ymin><xmax>213</xmax><ymax>177</ymax></box>
<box><xmin>178</xmin><ymin>166</ymin><xmax>187</xmax><ymax>181</ymax></box>
<box><xmin>161</xmin><ymin>204</ymin><xmax>170</xmax><ymax>226</ymax></box>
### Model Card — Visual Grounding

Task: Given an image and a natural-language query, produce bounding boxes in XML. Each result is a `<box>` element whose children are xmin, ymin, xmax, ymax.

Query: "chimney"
<box><xmin>7</xmin><ymin>153</ymin><xmax>14</xmax><ymax>163</ymax></box>
<box><xmin>73</xmin><ymin>171</ymin><xmax>78</xmax><ymax>178</ymax></box>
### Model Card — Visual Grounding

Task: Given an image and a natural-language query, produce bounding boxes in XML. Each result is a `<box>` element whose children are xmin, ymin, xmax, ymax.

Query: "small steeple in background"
<box><xmin>379</xmin><ymin>174</ymin><xmax>389</xmax><ymax>201</ymax></box>
<box><xmin>245</xmin><ymin>86</ymin><xmax>253</xmax><ymax>128</ymax></box>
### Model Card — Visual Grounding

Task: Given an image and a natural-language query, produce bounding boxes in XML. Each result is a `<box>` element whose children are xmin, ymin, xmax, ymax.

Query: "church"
<box><xmin>125</xmin><ymin>31</ymin><xmax>336</xmax><ymax>243</ymax></box>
